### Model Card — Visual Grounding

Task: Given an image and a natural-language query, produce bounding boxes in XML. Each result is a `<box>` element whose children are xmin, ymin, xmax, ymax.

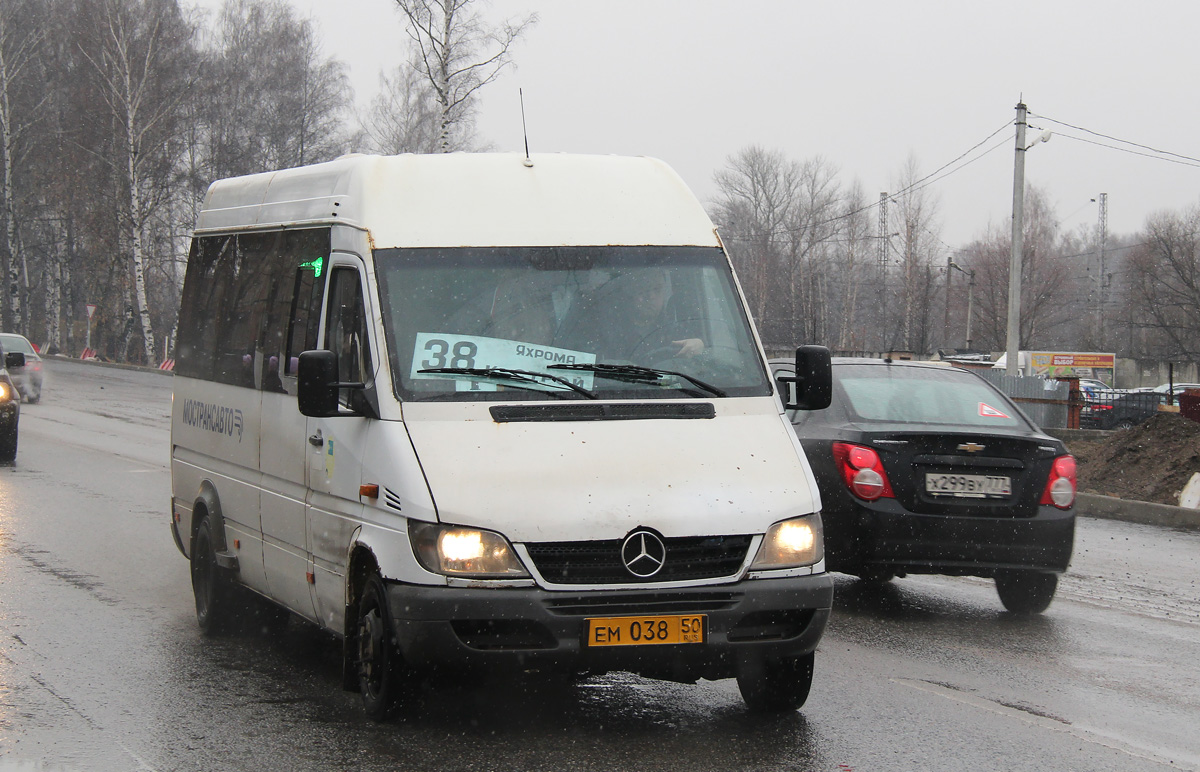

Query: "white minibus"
<box><xmin>170</xmin><ymin>152</ymin><xmax>833</xmax><ymax>716</ymax></box>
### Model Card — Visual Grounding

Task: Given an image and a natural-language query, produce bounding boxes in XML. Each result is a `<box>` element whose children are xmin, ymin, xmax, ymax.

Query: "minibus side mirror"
<box><xmin>297</xmin><ymin>350</ymin><xmax>341</xmax><ymax>417</ymax></box>
<box><xmin>4</xmin><ymin>352</ymin><xmax>25</xmax><ymax>369</ymax></box>
<box><xmin>782</xmin><ymin>345</ymin><xmax>832</xmax><ymax>411</ymax></box>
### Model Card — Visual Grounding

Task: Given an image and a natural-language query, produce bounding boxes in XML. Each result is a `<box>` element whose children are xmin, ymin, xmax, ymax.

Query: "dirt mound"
<box><xmin>1070</xmin><ymin>412</ymin><xmax>1200</xmax><ymax>506</ymax></box>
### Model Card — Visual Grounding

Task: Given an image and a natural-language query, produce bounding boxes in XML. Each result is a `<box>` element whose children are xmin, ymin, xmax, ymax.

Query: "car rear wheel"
<box><xmin>995</xmin><ymin>570</ymin><xmax>1057</xmax><ymax>614</ymax></box>
<box><xmin>736</xmin><ymin>652</ymin><xmax>815</xmax><ymax>712</ymax></box>
<box><xmin>1113</xmin><ymin>418</ymin><xmax>1136</xmax><ymax>431</ymax></box>
<box><xmin>191</xmin><ymin>515</ymin><xmax>233</xmax><ymax>635</ymax></box>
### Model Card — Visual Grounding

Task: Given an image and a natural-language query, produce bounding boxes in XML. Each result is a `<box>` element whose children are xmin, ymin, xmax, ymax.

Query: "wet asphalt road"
<box><xmin>0</xmin><ymin>358</ymin><xmax>1197</xmax><ymax>771</ymax></box>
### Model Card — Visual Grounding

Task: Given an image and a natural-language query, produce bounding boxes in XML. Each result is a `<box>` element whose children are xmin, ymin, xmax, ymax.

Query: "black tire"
<box><xmin>995</xmin><ymin>570</ymin><xmax>1058</xmax><ymax>614</ymax></box>
<box><xmin>355</xmin><ymin>574</ymin><xmax>415</xmax><ymax>720</ymax></box>
<box><xmin>0</xmin><ymin>429</ymin><xmax>16</xmax><ymax>464</ymax></box>
<box><xmin>1113</xmin><ymin>419</ymin><xmax>1135</xmax><ymax>431</ymax></box>
<box><xmin>191</xmin><ymin>515</ymin><xmax>233</xmax><ymax>635</ymax></box>
<box><xmin>855</xmin><ymin>567</ymin><xmax>895</xmax><ymax>584</ymax></box>
<box><xmin>736</xmin><ymin>652</ymin><xmax>815</xmax><ymax>713</ymax></box>
<box><xmin>26</xmin><ymin>392</ymin><xmax>39</xmax><ymax>404</ymax></box>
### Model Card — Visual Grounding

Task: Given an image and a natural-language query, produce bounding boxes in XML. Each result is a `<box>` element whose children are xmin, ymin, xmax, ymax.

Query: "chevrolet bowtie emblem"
<box><xmin>958</xmin><ymin>442</ymin><xmax>986</xmax><ymax>453</ymax></box>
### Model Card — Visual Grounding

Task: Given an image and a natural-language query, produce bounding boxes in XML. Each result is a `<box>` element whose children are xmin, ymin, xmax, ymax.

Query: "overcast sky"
<box><xmin>197</xmin><ymin>0</ymin><xmax>1200</xmax><ymax>247</ymax></box>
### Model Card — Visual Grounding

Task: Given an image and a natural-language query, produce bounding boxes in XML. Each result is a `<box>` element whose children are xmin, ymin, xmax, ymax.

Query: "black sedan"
<box><xmin>771</xmin><ymin>358</ymin><xmax>1076</xmax><ymax>613</ymax></box>
<box><xmin>0</xmin><ymin>352</ymin><xmax>21</xmax><ymax>462</ymax></box>
<box><xmin>1080</xmin><ymin>391</ymin><xmax>1170</xmax><ymax>430</ymax></box>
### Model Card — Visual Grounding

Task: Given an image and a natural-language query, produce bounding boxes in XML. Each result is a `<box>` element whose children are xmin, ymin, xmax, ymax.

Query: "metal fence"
<box><xmin>974</xmin><ymin>370</ymin><xmax>1070</xmax><ymax>429</ymax></box>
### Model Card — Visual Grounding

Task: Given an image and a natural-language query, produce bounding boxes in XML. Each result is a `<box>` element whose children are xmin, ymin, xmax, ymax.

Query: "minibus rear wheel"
<box><xmin>356</xmin><ymin>573</ymin><xmax>416</xmax><ymax>720</ymax></box>
<box><xmin>736</xmin><ymin>652</ymin><xmax>815</xmax><ymax>712</ymax></box>
<box><xmin>192</xmin><ymin>515</ymin><xmax>232</xmax><ymax>635</ymax></box>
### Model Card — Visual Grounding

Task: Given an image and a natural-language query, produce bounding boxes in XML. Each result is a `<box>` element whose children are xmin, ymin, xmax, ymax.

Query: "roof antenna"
<box><xmin>520</xmin><ymin>89</ymin><xmax>533</xmax><ymax>167</ymax></box>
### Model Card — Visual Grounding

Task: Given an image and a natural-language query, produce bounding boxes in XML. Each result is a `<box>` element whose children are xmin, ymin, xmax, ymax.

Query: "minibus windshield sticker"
<box><xmin>411</xmin><ymin>333</ymin><xmax>596</xmax><ymax>391</ymax></box>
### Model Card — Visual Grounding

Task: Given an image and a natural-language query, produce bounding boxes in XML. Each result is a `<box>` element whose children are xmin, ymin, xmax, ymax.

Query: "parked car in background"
<box><xmin>1080</xmin><ymin>391</ymin><xmax>1172</xmax><ymax>431</ymax></box>
<box><xmin>771</xmin><ymin>357</ymin><xmax>1076</xmax><ymax>614</ymax></box>
<box><xmin>0</xmin><ymin>349</ymin><xmax>23</xmax><ymax>462</ymax></box>
<box><xmin>1151</xmin><ymin>382</ymin><xmax>1200</xmax><ymax>397</ymax></box>
<box><xmin>1076</xmin><ymin>377</ymin><xmax>1111</xmax><ymax>393</ymax></box>
<box><xmin>0</xmin><ymin>333</ymin><xmax>42</xmax><ymax>403</ymax></box>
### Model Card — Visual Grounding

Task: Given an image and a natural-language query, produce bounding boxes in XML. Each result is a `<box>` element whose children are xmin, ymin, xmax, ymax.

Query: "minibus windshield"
<box><xmin>374</xmin><ymin>246</ymin><xmax>772</xmax><ymax>401</ymax></box>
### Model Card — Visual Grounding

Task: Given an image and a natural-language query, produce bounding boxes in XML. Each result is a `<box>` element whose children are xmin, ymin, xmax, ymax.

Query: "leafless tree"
<box><xmin>711</xmin><ymin>146</ymin><xmax>848</xmax><ymax>349</ymax></box>
<box><xmin>889</xmin><ymin>155</ymin><xmax>944</xmax><ymax>353</ymax></box>
<box><xmin>77</xmin><ymin>0</ymin><xmax>198</xmax><ymax>363</ymax></box>
<box><xmin>1126</xmin><ymin>207</ymin><xmax>1200</xmax><ymax>360</ymax></box>
<box><xmin>0</xmin><ymin>0</ymin><xmax>49</xmax><ymax>332</ymax></box>
<box><xmin>200</xmin><ymin>0</ymin><xmax>352</xmax><ymax>178</ymax></box>
<box><xmin>392</xmin><ymin>0</ymin><xmax>535</xmax><ymax>153</ymax></box>
<box><xmin>960</xmin><ymin>185</ymin><xmax>1075</xmax><ymax>352</ymax></box>
<box><xmin>711</xmin><ymin>146</ymin><xmax>799</xmax><ymax>344</ymax></box>
<box><xmin>361</xmin><ymin>62</ymin><xmax>442</xmax><ymax>154</ymax></box>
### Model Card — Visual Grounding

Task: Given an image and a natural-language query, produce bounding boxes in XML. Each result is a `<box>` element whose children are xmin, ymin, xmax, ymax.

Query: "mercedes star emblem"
<box><xmin>621</xmin><ymin>530</ymin><xmax>667</xmax><ymax>578</ymax></box>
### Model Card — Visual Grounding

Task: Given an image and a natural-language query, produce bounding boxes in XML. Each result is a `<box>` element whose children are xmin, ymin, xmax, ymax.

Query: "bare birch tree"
<box><xmin>79</xmin><ymin>0</ymin><xmax>196</xmax><ymax>363</ymax></box>
<box><xmin>392</xmin><ymin>0</ymin><xmax>536</xmax><ymax>153</ymax></box>
<box><xmin>0</xmin><ymin>0</ymin><xmax>48</xmax><ymax>332</ymax></box>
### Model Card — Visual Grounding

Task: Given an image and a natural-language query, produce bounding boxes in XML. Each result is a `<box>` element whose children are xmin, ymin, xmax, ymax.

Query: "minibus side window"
<box><xmin>176</xmin><ymin>235</ymin><xmax>230</xmax><ymax>380</ymax></box>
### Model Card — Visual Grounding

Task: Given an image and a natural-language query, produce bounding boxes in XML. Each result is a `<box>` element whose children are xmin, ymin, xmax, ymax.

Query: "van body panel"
<box><xmin>197</xmin><ymin>154</ymin><xmax>720</xmax><ymax>250</ymax></box>
<box><xmin>258</xmin><ymin>388</ymin><xmax>314</xmax><ymax>619</ymax></box>
<box><xmin>402</xmin><ymin>399</ymin><xmax>818</xmax><ymax>543</ymax></box>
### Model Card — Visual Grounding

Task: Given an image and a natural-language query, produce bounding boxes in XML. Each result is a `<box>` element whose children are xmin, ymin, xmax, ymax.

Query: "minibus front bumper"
<box><xmin>384</xmin><ymin>574</ymin><xmax>833</xmax><ymax>683</ymax></box>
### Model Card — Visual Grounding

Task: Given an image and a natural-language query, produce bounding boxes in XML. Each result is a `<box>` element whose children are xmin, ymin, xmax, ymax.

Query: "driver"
<box><xmin>559</xmin><ymin>267</ymin><xmax>704</xmax><ymax>361</ymax></box>
<box><xmin>624</xmin><ymin>268</ymin><xmax>704</xmax><ymax>359</ymax></box>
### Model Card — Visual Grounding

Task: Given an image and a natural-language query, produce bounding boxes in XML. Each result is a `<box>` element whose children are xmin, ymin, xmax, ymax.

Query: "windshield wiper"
<box><xmin>418</xmin><ymin>367</ymin><xmax>598</xmax><ymax>400</ymax></box>
<box><xmin>548</xmin><ymin>363</ymin><xmax>727</xmax><ymax>398</ymax></box>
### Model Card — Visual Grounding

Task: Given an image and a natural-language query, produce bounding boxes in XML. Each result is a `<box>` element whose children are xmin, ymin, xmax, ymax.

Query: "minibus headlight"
<box><xmin>749</xmin><ymin>515</ymin><xmax>824</xmax><ymax>570</ymax></box>
<box><xmin>409</xmin><ymin>522</ymin><xmax>530</xmax><ymax>578</ymax></box>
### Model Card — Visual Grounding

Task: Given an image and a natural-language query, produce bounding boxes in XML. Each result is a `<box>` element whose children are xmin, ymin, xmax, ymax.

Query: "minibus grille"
<box><xmin>524</xmin><ymin>535</ymin><xmax>753</xmax><ymax>585</ymax></box>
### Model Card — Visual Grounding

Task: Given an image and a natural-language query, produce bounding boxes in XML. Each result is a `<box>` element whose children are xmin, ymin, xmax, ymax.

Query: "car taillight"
<box><xmin>833</xmin><ymin>442</ymin><xmax>895</xmax><ymax>501</ymax></box>
<box><xmin>1040</xmin><ymin>454</ymin><xmax>1076</xmax><ymax>509</ymax></box>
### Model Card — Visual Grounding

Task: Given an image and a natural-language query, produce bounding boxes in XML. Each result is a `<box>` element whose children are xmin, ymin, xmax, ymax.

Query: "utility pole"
<box><xmin>1096</xmin><ymin>192</ymin><xmax>1108</xmax><ymax>348</ymax></box>
<box><xmin>878</xmin><ymin>192</ymin><xmax>889</xmax><ymax>350</ymax></box>
<box><xmin>943</xmin><ymin>255</ymin><xmax>953</xmax><ymax>351</ymax></box>
<box><xmin>949</xmin><ymin>260</ymin><xmax>976</xmax><ymax>350</ymax></box>
<box><xmin>1005</xmin><ymin>101</ymin><xmax>1027</xmax><ymax>376</ymax></box>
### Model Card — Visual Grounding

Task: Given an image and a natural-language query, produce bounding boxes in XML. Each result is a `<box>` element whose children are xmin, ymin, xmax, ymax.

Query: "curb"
<box><xmin>1077</xmin><ymin>492</ymin><xmax>1200</xmax><ymax>531</ymax></box>
<box><xmin>48</xmin><ymin>354</ymin><xmax>174</xmax><ymax>377</ymax></box>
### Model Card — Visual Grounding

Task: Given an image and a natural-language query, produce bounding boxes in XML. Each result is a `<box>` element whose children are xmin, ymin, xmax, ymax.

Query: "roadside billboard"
<box><xmin>1029</xmin><ymin>351</ymin><xmax>1116</xmax><ymax>384</ymax></box>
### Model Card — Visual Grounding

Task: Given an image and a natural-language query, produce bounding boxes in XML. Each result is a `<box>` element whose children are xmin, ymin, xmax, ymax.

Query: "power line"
<box><xmin>720</xmin><ymin>117</ymin><xmax>1015</xmax><ymax>243</ymax></box>
<box><xmin>1030</xmin><ymin>112</ymin><xmax>1200</xmax><ymax>166</ymax></box>
<box><xmin>1052</xmin><ymin>132</ymin><xmax>1200</xmax><ymax>169</ymax></box>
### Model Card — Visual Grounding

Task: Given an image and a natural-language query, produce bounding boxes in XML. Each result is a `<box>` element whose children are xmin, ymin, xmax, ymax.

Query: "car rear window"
<box><xmin>0</xmin><ymin>335</ymin><xmax>34</xmax><ymax>355</ymax></box>
<box><xmin>838</xmin><ymin>366</ymin><xmax>1027</xmax><ymax>429</ymax></box>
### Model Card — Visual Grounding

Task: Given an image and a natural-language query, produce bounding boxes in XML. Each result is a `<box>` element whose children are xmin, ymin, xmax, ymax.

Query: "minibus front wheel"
<box><xmin>356</xmin><ymin>573</ymin><xmax>417</xmax><ymax>720</ymax></box>
<box><xmin>736</xmin><ymin>652</ymin><xmax>815</xmax><ymax>712</ymax></box>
